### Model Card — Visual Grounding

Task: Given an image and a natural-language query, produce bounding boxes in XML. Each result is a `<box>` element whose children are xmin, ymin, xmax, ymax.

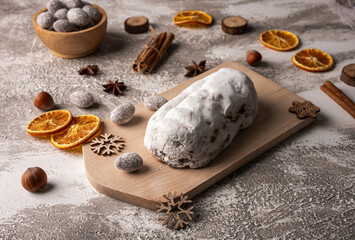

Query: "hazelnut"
<box><xmin>21</xmin><ymin>167</ymin><xmax>47</xmax><ymax>193</ymax></box>
<box><xmin>246</xmin><ymin>50</ymin><xmax>262</xmax><ymax>66</ymax></box>
<box><xmin>34</xmin><ymin>91</ymin><xmax>55</xmax><ymax>111</ymax></box>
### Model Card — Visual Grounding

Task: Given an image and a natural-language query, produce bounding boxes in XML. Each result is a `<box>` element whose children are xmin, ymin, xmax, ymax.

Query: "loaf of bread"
<box><xmin>144</xmin><ymin>68</ymin><xmax>258</xmax><ymax>168</ymax></box>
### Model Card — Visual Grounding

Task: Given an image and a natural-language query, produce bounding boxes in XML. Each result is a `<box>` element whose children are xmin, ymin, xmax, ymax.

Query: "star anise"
<box><xmin>184</xmin><ymin>60</ymin><xmax>206</xmax><ymax>77</ymax></box>
<box><xmin>102</xmin><ymin>80</ymin><xmax>127</xmax><ymax>96</ymax></box>
<box><xmin>78</xmin><ymin>65</ymin><xmax>99</xmax><ymax>75</ymax></box>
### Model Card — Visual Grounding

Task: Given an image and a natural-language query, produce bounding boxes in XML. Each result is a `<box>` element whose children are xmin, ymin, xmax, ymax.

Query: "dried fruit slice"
<box><xmin>260</xmin><ymin>30</ymin><xmax>299</xmax><ymax>51</ymax></box>
<box><xmin>173</xmin><ymin>10</ymin><xmax>212</xmax><ymax>26</ymax></box>
<box><xmin>292</xmin><ymin>48</ymin><xmax>334</xmax><ymax>72</ymax></box>
<box><xmin>84</xmin><ymin>125</ymin><xmax>102</xmax><ymax>143</ymax></box>
<box><xmin>26</xmin><ymin>110</ymin><xmax>72</xmax><ymax>137</ymax></box>
<box><xmin>51</xmin><ymin>115</ymin><xmax>101</xmax><ymax>149</ymax></box>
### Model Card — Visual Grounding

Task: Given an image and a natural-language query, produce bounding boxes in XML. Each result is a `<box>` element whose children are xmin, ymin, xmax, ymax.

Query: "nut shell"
<box><xmin>246</xmin><ymin>50</ymin><xmax>262</xmax><ymax>66</ymax></box>
<box><xmin>21</xmin><ymin>167</ymin><xmax>47</xmax><ymax>193</ymax></box>
<box><xmin>34</xmin><ymin>91</ymin><xmax>55</xmax><ymax>111</ymax></box>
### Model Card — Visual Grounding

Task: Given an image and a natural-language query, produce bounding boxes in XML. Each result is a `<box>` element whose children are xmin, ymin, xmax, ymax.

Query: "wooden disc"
<box><xmin>221</xmin><ymin>16</ymin><xmax>248</xmax><ymax>35</ymax></box>
<box><xmin>124</xmin><ymin>16</ymin><xmax>149</xmax><ymax>34</ymax></box>
<box><xmin>340</xmin><ymin>63</ymin><xmax>355</xmax><ymax>87</ymax></box>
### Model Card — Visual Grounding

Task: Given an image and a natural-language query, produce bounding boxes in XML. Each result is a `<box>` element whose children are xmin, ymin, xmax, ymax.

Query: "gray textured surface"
<box><xmin>0</xmin><ymin>0</ymin><xmax>354</xmax><ymax>239</ymax></box>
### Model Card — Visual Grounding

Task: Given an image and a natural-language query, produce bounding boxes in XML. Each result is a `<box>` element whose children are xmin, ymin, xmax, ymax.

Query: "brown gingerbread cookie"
<box><xmin>289</xmin><ymin>101</ymin><xmax>320</xmax><ymax>119</ymax></box>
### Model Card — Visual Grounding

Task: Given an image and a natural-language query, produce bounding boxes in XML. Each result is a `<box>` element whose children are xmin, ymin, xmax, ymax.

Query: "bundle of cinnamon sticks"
<box><xmin>320</xmin><ymin>81</ymin><xmax>355</xmax><ymax>118</ymax></box>
<box><xmin>133</xmin><ymin>27</ymin><xmax>174</xmax><ymax>74</ymax></box>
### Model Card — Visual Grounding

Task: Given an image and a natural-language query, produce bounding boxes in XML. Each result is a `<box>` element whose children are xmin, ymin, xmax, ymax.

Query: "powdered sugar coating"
<box><xmin>53</xmin><ymin>20</ymin><xmax>75</xmax><ymax>32</ymax></box>
<box><xmin>144</xmin><ymin>96</ymin><xmax>168</xmax><ymax>111</ymax></box>
<box><xmin>67</xmin><ymin>8</ymin><xmax>90</xmax><ymax>27</ymax></box>
<box><xmin>54</xmin><ymin>8</ymin><xmax>68</xmax><ymax>20</ymax></box>
<box><xmin>37</xmin><ymin>12</ymin><xmax>55</xmax><ymax>29</ymax></box>
<box><xmin>114</xmin><ymin>152</ymin><xmax>143</xmax><ymax>172</ymax></box>
<box><xmin>70</xmin><ymin>90</ymin><xmax>95</xmax><ymax>108</ymax></box>
<box><xmin>111</xmin><ymin>103</ymin><xmax>135</xmax><ymax>125</ymax></box>
<box><xmin>47</xmin><ymin>0</ymin><xmax>65</xmax><ymax>14</ymax></box>
<box><xmin>82</xmin><ymin>4</ymin><xmax>101</xmax><ymax>23</ymax></box>
<box><xmin>144</xmin><ymin>68</ymin><xmax>258</xmax><ymax>168</ymax></box>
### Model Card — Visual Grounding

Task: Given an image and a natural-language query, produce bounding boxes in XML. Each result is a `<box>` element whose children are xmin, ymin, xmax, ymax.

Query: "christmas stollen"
<box><xmin>144</xmin><ymin>68</ymin><xmax>258</xmax><ymax>168</ymax></box>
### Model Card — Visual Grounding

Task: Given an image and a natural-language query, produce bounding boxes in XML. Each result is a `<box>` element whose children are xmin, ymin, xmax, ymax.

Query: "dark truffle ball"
<box><xmin>54</xmin><ymin>8</ymin><xmax>69</xmax><ymax>20</ymax></box>
<box><xmin>53</xmin><ymin>20</ymin><xmax>75</xmax><ymax>32</ymax></box>
<box><xmin>62</xmin><ymin>0</ymin><xmax>83</xmax><ymax>9</ymax></box>
<box><xmin>114</xmin><ymin>153</ymin><xmax>143</xmax><ymax>172</ymax></box>
<box><xmin>37</xmin><ymin>11</ymin><xmax>55</xmax><ymax>29</ymax></box>
<box><xmin>67</xmin><ymin>8</ymin><xmax>90</xmax><ymax>27</ymax></box>
<box><xmin>47</xmin><ymin>0</ymin><xmax>65</xmax><ymax>14</ymax></box>
<box><xmin>82</xmin><ymin>4</ymin><xmax>101</xmax><ymax>24</ymax></box>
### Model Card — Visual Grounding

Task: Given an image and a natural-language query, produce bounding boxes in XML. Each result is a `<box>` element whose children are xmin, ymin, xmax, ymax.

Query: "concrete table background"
<box><xmin>1</xmin><ymin>0</ymin><xmax>354</xmax><ymax>239</ymax></box>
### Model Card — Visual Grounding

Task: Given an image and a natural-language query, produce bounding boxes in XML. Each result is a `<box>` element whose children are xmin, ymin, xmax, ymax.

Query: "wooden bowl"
<box><xmin>33</xmin><ymin>5</ymin><xmax>107</xmax><ymax>58</ymax></box>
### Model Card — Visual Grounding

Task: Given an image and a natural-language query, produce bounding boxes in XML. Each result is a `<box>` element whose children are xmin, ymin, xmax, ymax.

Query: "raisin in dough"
<box><xmin>144</xmin><ymin>68</ymin><xmax>258</xmax><ymax>168</ymax></box>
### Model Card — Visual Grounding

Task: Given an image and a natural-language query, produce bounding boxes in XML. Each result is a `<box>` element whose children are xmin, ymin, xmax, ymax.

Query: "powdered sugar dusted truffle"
<box><xmin>67</xmin><ymin>8</ymin><xmax>90</xmax><ymax>26</ymax></box>
<box><xmin>111</xmin><ymin>103</ymin><xmax>135</xmax><ymax>125</ymax></box>
<box><xmin>53</xmin><ymin>20</ymin><xmax>75</xmax><ymax>32</ymax></box>
<box><xmin>114</xmin><ymin>152</ymin><xmax>143</xmax><ymax>172</ymax></box>
<box><xmin>81</xmin><ymin>1</ymin><xmax>92</xmax><ymax>6</ymax></box>
<box><xmin>70</xmin><ymin>90</ymin><xmax>95</xmax><ymax>108</ymax></box>
<box><xmin>144</xmin><ymin>96</ymin><xmax>168</xmax><ymax>111</ymax></box>
<box><xmin>62</xmin><ymin>0</ymin><xmax>83</xmax><ymax>9</ymax></box>
<box><xmin>47</xmin><ymin>0</ymin><xmax>65</xmax><ymax>14</ymax></box>
<box><xmin>54</xmin><ymin>8</ymin><xmax>68</xmax><ymax>20</ymax></box>
<box><xmin>82</xmin><ymin>4</ymin><xmax>101</xmax><ymax>23</ymax></box>
<box><xmin>85</xmin><ymin>20</ymin><xmax>95</xmax><ymax>29</ymax></box>
<box><xmin>37</xmin><ymin>11</ymin><xmax>55</xmax><ymax>29</ymax></box>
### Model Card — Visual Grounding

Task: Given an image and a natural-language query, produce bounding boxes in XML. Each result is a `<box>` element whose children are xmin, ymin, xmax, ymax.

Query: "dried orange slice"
<box><xmin>26</xmin><ymin>110</ymin><xmax>72</xmax><ymax>137</ymax></box>
<box><xmin>292</xmin><ymin>48</ymin><xmax>334</xmax><ymax>72</ymax></box>
<box><xmin>84</xmin><ymin>125</ymin><xmax>102</xmax><ymax>143</ymax></box>
<box><xmin>51</xmin><ymin>115</ymin><xmax>101</xmax><ymax>149</ymax></box>
<box><xmin>173</xmin><ymin>10</ymin><xmax>212</xmax><ymax>26</ymax></box>
<box><xmin>260</xmin><ymin>30</ymin><xmax>299</xmax><ymax>51</ymax></box>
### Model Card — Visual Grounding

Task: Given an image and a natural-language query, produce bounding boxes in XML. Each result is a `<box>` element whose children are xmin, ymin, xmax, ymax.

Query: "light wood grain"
<box><xmin>33</xmin><ymin>5</ymin><xmax>107</xmax><ymax>59</ymax></box>
<box><xmin>83</xmin><ymin>62</ymin><xmax>314</xmax><ymax>210</ymax></box>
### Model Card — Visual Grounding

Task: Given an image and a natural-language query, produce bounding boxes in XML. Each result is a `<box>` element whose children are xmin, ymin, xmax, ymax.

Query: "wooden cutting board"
<box><xmin>83</xmin><ymin>62</ymin><xmax>314</xmax><ymax>210</ymax></box>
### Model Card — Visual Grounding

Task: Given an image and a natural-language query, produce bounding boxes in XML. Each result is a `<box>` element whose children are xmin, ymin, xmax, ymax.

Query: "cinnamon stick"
<box><xmin>320</xmin><ymin>81</ymin><xmax>355</xmax><ymax>118</ymax></box>
<box><xmin>147</xmin><ymin>33</ymin><xmax>166</xmax><ymax>65</ymax></box>
<box><xmin>132</xmin><ymin>35</ymin><xmax>156</xmax><ymax>71</ymax></box>
<box><xmin>141</xmin><ymin>33</ymin><xmax>164</xmax><ymax>66</ymax></box>
<box><xmin>145</xmin><ymin>32</ymin><xmax>174</xmax><ymax>73</ymax></box>
<box><xmin>142</xmin><ymin>32</ymin><xmax>166</xmax><ymax>70</ymax></box>
<box><xmin>133</xmin><ymin>30</ymin><xmax>174</xmax><ymax>74</ymax></box>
